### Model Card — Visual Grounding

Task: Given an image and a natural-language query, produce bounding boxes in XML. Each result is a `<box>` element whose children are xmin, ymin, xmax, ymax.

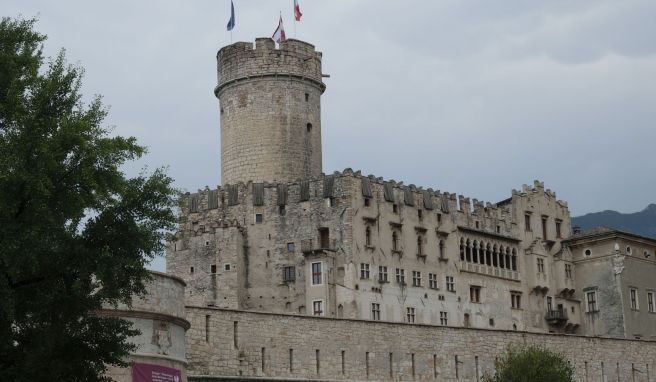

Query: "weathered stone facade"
<box><xmin>186</xmin><ymin>307</ymin><xmax>656</xmax><ymax>381</ymax></box>
<box><xmin>158</xmin><ymin>37</ymin><xmax>656</xmax><ymax>381</ymax></box>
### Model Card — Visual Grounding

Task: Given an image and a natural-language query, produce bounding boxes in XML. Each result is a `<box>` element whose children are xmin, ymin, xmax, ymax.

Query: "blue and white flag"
<box><xmin>226</xmin><ymin>1</ymin><xmax>235</xmax><ymax>31</ymax></box>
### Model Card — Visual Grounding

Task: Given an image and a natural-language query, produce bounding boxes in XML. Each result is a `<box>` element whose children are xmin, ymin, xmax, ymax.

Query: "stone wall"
<box><xmin>187</xmin><ymin>307</ymin><xmax>656</xmax><ymax>382</ymax></box>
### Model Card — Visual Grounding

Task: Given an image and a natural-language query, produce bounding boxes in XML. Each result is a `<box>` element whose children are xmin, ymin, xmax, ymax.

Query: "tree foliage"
<box><xmin>0</xmin><ymin>17</ymin><xmax>177</xmax><ymax>381</ymax></box>
<box><xmin>482</xmin><ymin>344</ymin><xmax>575</xmax><ymax>382</ymax></box>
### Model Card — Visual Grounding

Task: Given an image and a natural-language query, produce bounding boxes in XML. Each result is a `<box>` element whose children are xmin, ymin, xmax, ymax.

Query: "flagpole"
<box><xmin>293</xmin><ymin>1</ymin><xmax>297</xmax><ymax>38</ymax></box>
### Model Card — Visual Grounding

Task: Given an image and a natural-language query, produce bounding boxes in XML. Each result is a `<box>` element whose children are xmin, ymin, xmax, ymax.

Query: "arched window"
<box><xmin>486</xmin><ymin>243</ymin><xmax>492</xmax><ymax>266</ymax></box>
<box><xmin>511</xmin><ymin>248</ymin><xmax>517</xmax><ymax>271</ymax></box>
<box><xmin>365</xmin><ymin>226</ymin><xmax>372</xmax><ymax>246</ymax></box>
<box><xmin>465</xmin><ymin>239</ymin><xmax>472</xmax><ymax>262</ymax></box>
<box><xmin>493</xmin><ymin>245</ymin><xmax>498</xmax><ymax>267</ymax></box>
<box><xmin>392</xmin><ymin>231</ymin><xmax>399</xmax><ymax>252</ymax></box>
<box><xmin>417</xmin><ymin>235</ymin><xmax>423</xmax><ymax>256</ymax></box>
<box><xmin>505</xmin><ymin>248</ymin><xmax>511</xmax><ymax>269</ymax></box>
<box><xmin>439</xmin><ymin>240</ymin><xmax>445</xmax><ymax>259</ymax></box>
<box><xmin>460</xmin><ymin>238</ymin><xmax>465</xmax><ymax>261</ymax></box>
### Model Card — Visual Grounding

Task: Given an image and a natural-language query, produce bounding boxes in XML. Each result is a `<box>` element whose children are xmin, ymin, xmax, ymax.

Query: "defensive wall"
<box><xmin>186</xmin><ymin>307</ymin><xmax>655</xmax><ymax>382</ymax></box>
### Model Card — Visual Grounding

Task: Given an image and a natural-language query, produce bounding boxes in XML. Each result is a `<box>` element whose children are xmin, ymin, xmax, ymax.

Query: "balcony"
<box><xmin>301</xmin><ymin>239</ymin><xmax>337</xmax><ymax>255</ymax></box>
<box><xmin>545</xmin><ymin>309</ymin><xmax>568</xmax><ymax>325</ymax></box>
<box><xmin>459</xmin><ymin>261</ymin><xmax>520</xmax><ymax>281</ymax></box>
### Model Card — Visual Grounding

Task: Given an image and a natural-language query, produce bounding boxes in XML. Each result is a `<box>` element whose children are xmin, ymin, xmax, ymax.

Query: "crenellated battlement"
<box><xmin>215</xmin><ymin>37</ymin><xmax>325</xmax><ymax>97</ymax></box>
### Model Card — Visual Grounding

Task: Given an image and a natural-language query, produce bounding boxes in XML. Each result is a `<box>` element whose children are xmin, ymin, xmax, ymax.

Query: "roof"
<box><xmin>563</xmin><ymin>226</ymin><xmax>656</xmax><ymax>245</ymax></box>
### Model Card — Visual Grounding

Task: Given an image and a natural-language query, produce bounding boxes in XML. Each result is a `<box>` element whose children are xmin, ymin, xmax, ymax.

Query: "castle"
<box><xmin>104</xmin><ymin>38</ymin><xmax>656</xmax><ymax>382</ymax></box>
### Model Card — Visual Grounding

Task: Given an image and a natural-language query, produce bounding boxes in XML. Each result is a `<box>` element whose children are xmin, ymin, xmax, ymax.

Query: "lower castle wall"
<box><xmin>187</xmin><ymin>307</ymin><xmax>656</xmax><ymax>382</ymax></box>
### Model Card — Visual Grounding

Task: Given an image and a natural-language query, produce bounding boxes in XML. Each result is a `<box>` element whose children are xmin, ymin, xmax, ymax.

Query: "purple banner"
<box><xmin>132</xmin><ymin>363</ymin><xmax>181</xmax><ymax>382</ymax></box>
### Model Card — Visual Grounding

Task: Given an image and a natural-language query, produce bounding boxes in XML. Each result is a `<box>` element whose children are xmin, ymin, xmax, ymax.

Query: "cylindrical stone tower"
<box><xmin>215</xmin><ymin>38</ymin><xmax>325</xmax><ymax>185</ymax></box>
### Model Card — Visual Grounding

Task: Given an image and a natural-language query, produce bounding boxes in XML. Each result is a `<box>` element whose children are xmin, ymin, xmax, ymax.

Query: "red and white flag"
<box><xmin>272</xmin><ymin>16</ymin><xmax>286</xmax><ymax>43</ymax></box>
<box><xmin>294</xmin><ymin>0</ymin><xmax>302</xmax><ymax>21</ymax></box>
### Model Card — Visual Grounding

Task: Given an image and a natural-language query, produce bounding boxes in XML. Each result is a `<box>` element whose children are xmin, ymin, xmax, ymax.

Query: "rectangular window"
<box><xmin>565</xmin><ymin>264</ymin><xmax>572</xmax><ymax>279</ymax></box>
<box><xmin>648</xmin><ymin>292</ymin><xmax>654</xmax><ymax>313</ymax></box>
<box><xmin>255</xmin><ymin>213</ymin><xmax>263</xmax><ymax>223</ymax></box>
<box><xmin>412</xmin><ymin>271</ymin><xmax>422</xmax><ymax>287</ymax></box>
<box><xmin>379</xmin><ymin>266</ymin><xmax>388</xmax><ymax>282</ymax></box>
<box><xmin>439</xmin><ymin>311</ymin><xmax>448</xmax><ymax>325</ymax></box>
<box><xmin>496</xmin><ymin>225</ymin><xmax>501</xmax><ymax>234</ymax></box>
<box><xmin>511</xmin><ymin>292</ymin><xmax>522</xmax><ymax>309</ymax></box>
<box><xmin>406</xmin><ymin>307</ymin><xmax>415</xmax><ymax>323</ymax></box>
<box><xmin>537</xmin><ymin>258</ymin><xmax>545</xmax><ymax>273</ymax></box>
<box><xmin>279</xmin><ymin>205</ymin><xmax>286</xmax><ymax>215</ymax></box>
<box><xmin>287</xmin><ymin>242</ymin><xmax>295</xmax><ymax>252</ymax></box>
<box><xmin>360</xmin><ymin>263</ymin><xmax>370</xmax><ymax>279</ymax></box>
<box><xmin>312</xmin><ymin>300</ymin><xmax>324</xmax><ymax>316</ymax></box>
<box><xmin>371</xmin><ymin>303</ymin><xmax>381</xmax><ymax>320</ymax></box>
<box><xmin>555</xmin><ymin>220</ymin><xmax>562</xmax><ymax>238</ymax></box>
<box><xmin>429</xmin><ymin>273</ymin><xmax>438</xmax><ymax>289</ymax></box>
<box><xmin>311</xmin><ymin>262</ymin><xmax>323</xmax><ymax>285</ymax></box>
<box><xmin>437</xmin><ymin>213</ymin><xmax>442</xmax><ymax>223</ymax></box>
<box><xmin>586</xmin><ymin>291</ymin><xmax>598</xmax><ymax>312</ymax></box>
<box><xmin>282</xmin><ymin>266</ymin><xmax>296</xmax><ymax>282</ymax></box>
<box><xmin>418</xmin><ymin>209</ymin><xmax>423</xmax><ymax>219</ymax></box>
<box><xmin>525</xmin><ymin>213</ymin><xmax>532</xmax><ymax>232</ymax></box>
<box><xmin>541</xmin><ymin>216</ymin><xmax>548</xmax><ymax>239</ymax></box>
<box><xmin>446</xmin><ymin>276</ymin><xmax>455</xmax><ymax>292</ymax></box>
<box><xmin>211</xmin><ymin>264</ymin><xmax>217</xmax><ymax>274</ymax></box>
<box><xmin>630</xmin><ymin>288</ymin><xmax>639</xmax><ymax>310</ymax></box>
<box><xmin>470</xmin><ymin>285</ymin><xmax>481</xmax><ymax>303</ymax></box>
<box><xmin>396</xmin><ymin>268</ymin><xmax>405</xmax><ymax>285</ymax></box>
<box><xmin>364</xmin><ymin>197</ymin><xmax>371</xmax><ymax>207</ymax></box>
<box><xmin>547</xmin><ymin>296</ymin><xmax>553</xmax><ymax>311</ymax></box>
<box><xmin>392</xmin><ymin>204</ymin><xmax>398</xmax><ymax>214</ymax></box>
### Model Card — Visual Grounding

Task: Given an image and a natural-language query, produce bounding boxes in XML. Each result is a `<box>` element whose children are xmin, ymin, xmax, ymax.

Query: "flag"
<box><xmin>226</xmin><ymin>0</ymin><xmax>235</xmax><ymax>31</ymax></box>
<box><xmin>294</xmin><ymin>0</ymin><xmax>302</xmax><ymax>21</ymax></box>
<box><xmin>272</xmin><ymin>16</ymin><xmax>286</xmax><ymax>43</ymax></box>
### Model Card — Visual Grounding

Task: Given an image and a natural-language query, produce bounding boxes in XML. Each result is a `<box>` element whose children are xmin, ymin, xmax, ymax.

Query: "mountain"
<box><xmin>572</xmin><ymin>204</ymin><xmax>656</xmax><ymax>239</ymax></box>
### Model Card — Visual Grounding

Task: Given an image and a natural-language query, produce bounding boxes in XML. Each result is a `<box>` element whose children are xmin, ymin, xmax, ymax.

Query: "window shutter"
<box><xmin>383</xmin><ymin>182</ymin><xmax>395</xmax><ymax>202</ymax></box>
<box><xmin>253</xmin><ymin>183</ymin><xmax>265</xmax><ymax>206</ymax></box>
<box><xmin>277</xmin><ymin>184</ymin><xmax>288</xmax><ymax>206</ymax></box>
<box><xmin>441</xmin><ymin>195</ymin><xmax>450</xmax><ymax>213</ymax></box>
<box><xmin>323</xmin><ymin>175</ymin><xmax>334</xmax><ymax>198</ymax></box>
<box><xmin>423</xmin><ymin>191</ymin><xmax>434</xmax><ymax>210</ymax></box>
<box><xmin>299</xmin><ymin>181</ymin><xmax>310</xmax><ymax>202</ymax></box>
<box><xmin>361</xmin><ymin>177</ymin><xmax>373</xmax><ymax>198</ymax></box>
<box><xmin>227</xmin><ymin>184</ymin><xmax>239</xmax><ymax>206</ymax></box>
<box><xmin>208</xmin><ymin>189</ymin><xmax>219</xmax><ymax>209</ymax></box>
<box><xmin>189</xmin><ymin>194</ymin><xmax>200</xmax><ymax>212</ymax></box>
<box><xmin>403</xmin><ymin>187</ymin><xmax>415</xmax><ymax>206</ymax></box>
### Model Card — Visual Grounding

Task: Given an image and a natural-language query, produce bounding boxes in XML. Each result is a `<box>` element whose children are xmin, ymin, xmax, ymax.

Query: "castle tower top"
<box><xmin>216</xmin><ymin>38</ymin><xmax>326</xmax><ymax>185</ymax></box>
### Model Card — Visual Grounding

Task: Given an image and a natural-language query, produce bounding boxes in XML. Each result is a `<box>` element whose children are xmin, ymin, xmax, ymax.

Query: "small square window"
<box><xmin>329</xmin><ymin>197</ymin><xmax>336</xmax><ymax>207</ymax></box>
<box><xmin>255</xmin><ymin>213</ymin><xmax>263</xmax><ymax>223</ymax></box>
<box><xmin>470</xmin><ymin>285</ymin><xmax>481</xmax><ymax>303</ymax></box>
<box><xmin>364</xmin><ymin>198</ymin><xmax>371</xmax><ymax>207</ymax></box>
<box><xmin>287</xmin><ymin>242</ymin><xmax>295</xmax><ymax>252</ymax></box>
<box><xmin>224</xmin><ymin>264</ymin><xmax>231</xmax><ymax>271</ymax></box>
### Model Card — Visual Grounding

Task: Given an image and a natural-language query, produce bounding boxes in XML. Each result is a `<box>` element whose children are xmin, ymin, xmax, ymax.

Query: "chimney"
<box><xmin>573</xmin><ymin>226</ymin><xmax>581</xmax><ymax>235</ymax></box>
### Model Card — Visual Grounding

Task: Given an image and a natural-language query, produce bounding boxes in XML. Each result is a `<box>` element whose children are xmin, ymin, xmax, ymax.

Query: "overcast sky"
<box><xmin>6</xmin><ymin>1</ymin><xmax>656</xmax><ymax>269</ymax></box>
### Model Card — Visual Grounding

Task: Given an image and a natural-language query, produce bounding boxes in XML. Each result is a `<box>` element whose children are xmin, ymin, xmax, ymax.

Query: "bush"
<box><xmin>482</xmin><ymin>344</ymin><xmax>575</xmax><ymax>382</ymax></box>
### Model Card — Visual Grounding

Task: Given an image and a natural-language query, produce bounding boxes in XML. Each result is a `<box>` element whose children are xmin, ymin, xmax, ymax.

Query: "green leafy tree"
<box><xmin>482</xmin><ymin>344</ymin><xmax>575</xmax><ymax>382</ymax></box>
<box><xmin>0</xmin><ymin>17</ymin><xmax>176</xmax><ymax>381</ymax></box>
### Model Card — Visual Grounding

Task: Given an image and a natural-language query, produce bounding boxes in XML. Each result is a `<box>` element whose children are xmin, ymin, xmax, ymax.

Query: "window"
<box><xmin>555</xmin><ymin>220</ymin><xmax>562</xmax><ymax>238</ymax></box>
<box><xmin>190</xmin><ymin>266</ymin><xmax>194</xmax><ymax>274</ymax></box>
<box><xmin>524</xmin><ymin>213</ymin><xmax>532</xmax><ymax>232</ymax></box>
<box><xmin>446</xmin><ymin>276</ymin><xmax>455</xmax><ymax>292</ymax></box>
<box><xmin>211</xmin><ymin>264</ymin><xmax>217</xmax><ymax>274</ymax></box>
<box><xmin>360</xmin><ymin>263</ymin><xmax>370</xmax><ymax>279</ymax></box>
<box><xmin>306</xmin><ymin>123</ymin><xmax>313</xmax><ymax>132</ymax></box>
<box><xmin>541</xmin><ymin>216</ymin><xmax>548</xmax><ymax>239</ymax></box>
<box><xmin>440</xmin><ymin>311</ymin><xmax>448</xmax><ymax>325</ymax></box>
<box><xmin>392</xmin><ymin>204</ymin><xmax>398</xmax><ymax>214</ymax></box>
<box><xmin>406</xmin><ymin>307</ymin><xmax>415</xmax><ymax>323</ymax></box>
<box><xmin>547</xmin><ymin>296</ymin><xmax>553</xmax><ymax>311</ymax></box>
<box><xmin>496</xmin><ymin>225</ymin><xmax>501</xmax><ymax>234</ymax></box>
<box><xmin>392</xmin><ymin>231</ymin><xmax>399</xmax><ymax>252</ymax></box>
<box><xmin>279</xmin><ymin>205</ymin><xmax>286</xmax><ymax>215</ymax></box>
<box><xmin>312</xmin><ymin>300</ymin><xmax>323</xmax><ymax>316</ymax></box>
<box><xmin>311</xmin><ymin>262</ymin><xmax>323</xmax><ymax>285</ymax></box>
<box><xmin>255</xmin><ymin>213</ymin><xmax>263</xmax><ymax>223</ymax></box>
<box><xmin>224</xmin><ymin>264</ymin><xmax>231</xmax><ymax>271</ymax></box>
<box><xmin>439</xmin><ymin>240</ymin><xmax>445</xmax><ymax>259</ymax></box>
<box><xmin>586</xmin><ymin>291</ymin><xmax>598</xmax><ymax>312</ymax></box>
<box><xmin>565</xmin><ymin>264</ymin><xmax>572</xmax><ymax>279</ymax></box>
<box><xmin>417</xmin><ymin>235</ymin><xmax>423</xmax><ymax>256</ymax></box>
<box><xmin>283</xmin><ymin>266</ymin><xmax>296</xmax><ymax>282</ymax></box>
<box><xmin>470</xmin><ymin>286</ymin><xmax>481</xmax><ymax>303</ymax></box>
<box><xmin>630</xmin><ymin>288</ymin><xmax>639</xmax><ymax>310</ymax></box>
<box><xmin>584</xmin><ymin>249</ymin><xmax>591</xmax><ymax>257</ymax></box>
<box><xmin>396</xmin><ymin>268</ymin><xmax>405</xmax><ymax>285</ymax></box>
<box><xmin>364</xmin><ymin>197</ymin><xmax>371</xmax><ymax>207</ymax></box>
<box><xmin>475</xmin><ymin>221</ymin><xmax>480</xmax><ymax>229</ymax></box>
<box><xmin>305</xmin><ymin>92</ymin><xmax>309</xmax><ymax>102</ymax></box>
<box><xmin>379</xmin><ymin>266</ymin><xmax>388</xmax><ymax>282</ymax></box>
<box><xmin>287</xmin><ymin>242</ymin><xmax>295</xmax><ymax>252</ymax></box>
<box><xmin>537</xmin><ymin>258</ymin><xmax>545</xmax><ymax>273</ymax></box>
<box><xmin>418</xmin><ymin>209</ymin><xmax>423</xmax><ymax>219</ymax></box>
<box><xmin>365</xmin><ymin>226</ymin><xmax>372</xmax><ymax>246</ymax></box>
<box><xmin>626</xmin><ymin>246</ymin><xmax>632</xmax><ymax>255</ymax></box>
<box><xmin>511</xmin><ymin>292</ymin><xmax>522</xmax><ymax>309</ymax></box>
<box><xmin>648</xmin><ymin>292</ymin><xmax>654</xmax><ymax>313</ymax></box>
<box><xmin>429</xmin><ymin>273</ymin><xmax>438</xmax><ymax>289</ymax></box>
<box><xmin>412</xmin><ymin>271</ymin><xmax>421</xmax><ymax>287</ymax></box>
<box><xmin>371</xmin><ymin>303</ymin><xmax>381</xmax><ymax>320</ymax></box>
<box><xmin>437</xmin><ymin>213</ymin><xmax>442</xmax><ymax>223</ymax></box>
